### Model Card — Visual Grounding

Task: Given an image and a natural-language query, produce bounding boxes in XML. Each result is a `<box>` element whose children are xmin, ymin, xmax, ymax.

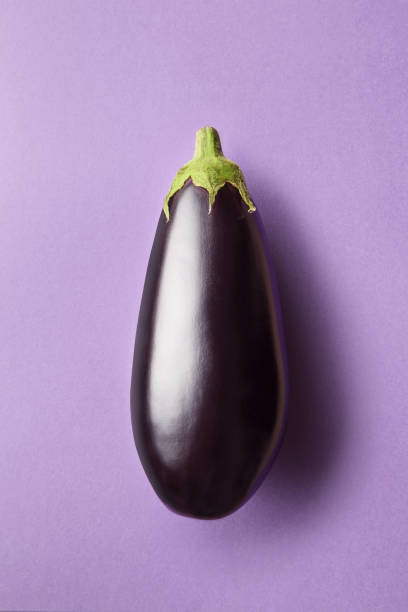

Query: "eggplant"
<box><xmin>131</xmin><ymin>127</ymin><xmax>288</xmax><ymax>519</ymax></box>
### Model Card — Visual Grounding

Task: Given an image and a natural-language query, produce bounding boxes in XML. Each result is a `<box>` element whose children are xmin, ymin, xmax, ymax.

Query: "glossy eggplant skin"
<box><xmin>131</xmin><ymin>180</ymin><xmax>287</xmax><ymax>519</ymax></box>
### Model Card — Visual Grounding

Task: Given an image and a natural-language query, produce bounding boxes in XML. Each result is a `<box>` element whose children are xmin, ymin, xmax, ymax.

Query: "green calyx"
<box><xmin>163</xmin><ymin>126</ymin><xmax>256</xmax><ymax>220</ymax></box>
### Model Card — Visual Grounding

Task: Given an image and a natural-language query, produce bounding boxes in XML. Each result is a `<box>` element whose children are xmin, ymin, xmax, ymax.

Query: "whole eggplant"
<box><xmin>131</xmin><ymin>127</ymin><xmax>288</xmax><ymax>519</ymax></box>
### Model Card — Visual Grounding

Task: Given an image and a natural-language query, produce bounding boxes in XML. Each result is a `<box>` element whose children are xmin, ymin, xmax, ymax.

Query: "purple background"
<box><xmin>1</xmin><ymin>2</ymin><xmax>408</xmax><ymax>611</ymax></box>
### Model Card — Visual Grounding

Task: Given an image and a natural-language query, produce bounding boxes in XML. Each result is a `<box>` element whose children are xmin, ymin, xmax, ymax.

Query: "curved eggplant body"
<box><xmin>131</xmin><ymin>179</ymin><xmax>288</xmax><ymax>519</ymax></box>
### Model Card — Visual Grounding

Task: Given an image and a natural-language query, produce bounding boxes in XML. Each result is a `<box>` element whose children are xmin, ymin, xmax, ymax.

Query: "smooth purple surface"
<box><xmin>1</xmin><ymin>2</ymin><xmax>407</xmax><ymax>611</ymax></box>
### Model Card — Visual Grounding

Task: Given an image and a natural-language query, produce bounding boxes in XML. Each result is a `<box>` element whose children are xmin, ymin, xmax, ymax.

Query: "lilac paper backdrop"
<box><xmin>1</xmin><ymin>2</ymin><xmax>408</xmax><ymax>611</ymax></box>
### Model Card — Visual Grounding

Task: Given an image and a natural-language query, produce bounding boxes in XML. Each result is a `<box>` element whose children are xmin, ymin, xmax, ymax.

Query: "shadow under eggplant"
<box><xmin>251</xmin><ymin>178</ymin><xmax>348</xmax><ymax>516</ymax></box>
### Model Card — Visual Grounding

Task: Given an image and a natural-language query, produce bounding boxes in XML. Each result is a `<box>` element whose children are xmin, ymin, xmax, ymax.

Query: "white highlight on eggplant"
<box><xmin>148</xmin><ymin>192</ymin><xmax>203</xmax><ymax>468</ymax></box>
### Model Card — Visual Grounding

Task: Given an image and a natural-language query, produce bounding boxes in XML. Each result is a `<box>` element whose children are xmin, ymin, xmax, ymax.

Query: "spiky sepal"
<box><xmin>163</xmin><ymin>127</ymin><xmax>256</xmax><ymax>221</ymax></box>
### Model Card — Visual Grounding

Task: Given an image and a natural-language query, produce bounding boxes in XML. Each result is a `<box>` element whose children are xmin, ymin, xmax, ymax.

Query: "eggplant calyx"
<box><xmin>163</xmin><ymin>126</ymin><xmax>256</xmax><ymax>220</ymax></box>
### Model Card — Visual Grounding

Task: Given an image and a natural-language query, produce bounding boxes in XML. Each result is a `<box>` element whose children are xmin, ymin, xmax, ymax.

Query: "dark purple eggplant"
<box><xmin>131</xmin><ymin>127</ymin><xmax>288</xmax><ymax>519</ymax></box>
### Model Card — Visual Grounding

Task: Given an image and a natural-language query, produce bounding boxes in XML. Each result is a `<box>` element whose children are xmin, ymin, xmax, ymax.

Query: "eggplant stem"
<box><xmin>163</xmin><ymin>127</ymin><xmax>256</xmax><ymax>221</ymax></box>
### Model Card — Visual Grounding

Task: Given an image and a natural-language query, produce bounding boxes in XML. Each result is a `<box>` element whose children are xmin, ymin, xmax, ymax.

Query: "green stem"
<box><xmin>193</xmin><ymin>127</ymin><xmax>223</xmax><ymax>160</ymax></box>
<box><xmin>163</xmin><ymin>126</ymin><xmax>255</xmax><ymax>220</ymax></box>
